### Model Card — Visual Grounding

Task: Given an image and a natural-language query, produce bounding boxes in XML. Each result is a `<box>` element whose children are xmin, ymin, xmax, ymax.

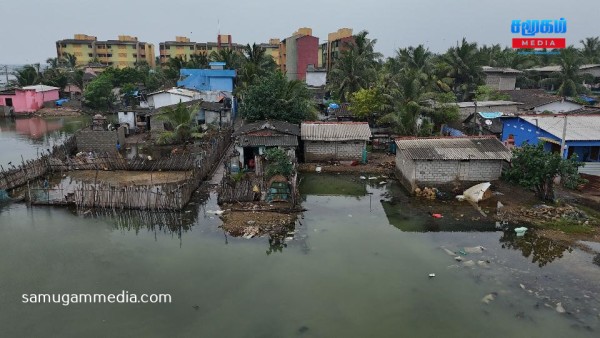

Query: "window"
<box><xmin>88</xmin><ymin>53</ymin><xmax>93</xmax><ymax>57</ymax></box>
<box><xmin>165</xmin><ymin>46</ymin><xmax>170</xmax><ymax>50</ymax></box>
<box><xmin>106</xmin><ymin>44</ymin><xmax>111</xmax><ymax>48</ymax></box>
<box><xmin>107</xmin><ymin>53</ymin><xmax>112</xmax><ymax>57</ymax></box>
<box><xmin>118</xmin><ymin>45</ymin><xmax>126</xmax><ymax>50</ymax></box>
<box><xmin>88</xmin><ymin>44</ymin><xmax>92</xmax><ymax>48</ymax></box>
<box><xmin>133</xmin><ymin>54</ymin><xmax>137</xmax><ymax>58</ymax></box>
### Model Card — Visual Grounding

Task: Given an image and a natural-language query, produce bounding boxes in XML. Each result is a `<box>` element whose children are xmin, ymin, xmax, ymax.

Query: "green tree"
<box><xmin>155</xmin><ymin>102</ymin><xmax>201</xmax><ymax>144</ymax></box>
<box><xmin>540</xmin><ymin>46</ymin><xmax>588</xmax><ymax>97</ymax></box>
<box><xmin>14</xmin><ymin>65</ymin><xmax>41</xmax><ymax>86</ymax></box>
<box><xmin>186</xmin><ymin>53</ymin><xmax>210</xmax><ymax>69</ymax></box>
<box><xmin>504</xmin><ymin>143</ymin><xmax>586</xmax><ymax>201</ymax></box>
<box><xmin>474</xmin><ymin>85</ymin><xmax>511</xmax><ymax>101</ymax></box>
<box><xmin>265</xmin><ymin>148</ymin><xmax>293</xmax><ymax>178</ymax></box>
<box><xmin>580</xmin><ymin>37</ymin><xmax>600</xmax><ymax>63</ymax></box>
<box><xmin>240</xmin><ymin>72</ymin><xmax>313</xmax><ymax>124</ymax></box>
<box><xmin>328</xmin><ymin>30</ymin><xmax>381</xmax><ymax>101</ymax></box>
<box><xmin>209</xmin><ymin>48</ymin><xmax>242</xmax><ymax>70</ymax></box>
<box><xmin>441</xmin><ymin>38</ymin><xmax>485</xmax><ymax>100</ymax></box>
<box><xmin>349</xmin><ymin>88</ymin><xmax>382</xmax><ymax>121</ymax></box>
<box><xmin>83</xmin><ymin>76</ymin><xmax>114</xmax><ymax>109</ymax></box>
<box><xmin>238</xmin><ymin>43</ymin><xmax>277</xmax><ymax>93</ymax></box>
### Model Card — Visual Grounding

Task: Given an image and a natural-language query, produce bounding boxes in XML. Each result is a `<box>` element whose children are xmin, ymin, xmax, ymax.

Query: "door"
<box><xmin>5</xmin><ymin>98</ymin><xmax>13</xmax><ymax>106</ymax></box>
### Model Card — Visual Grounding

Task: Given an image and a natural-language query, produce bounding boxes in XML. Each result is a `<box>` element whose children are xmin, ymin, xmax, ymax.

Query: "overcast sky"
<box><xmin>1</xmin><ymin>0</ymin><xmax>599</xmax><ymax>64</ymax></box>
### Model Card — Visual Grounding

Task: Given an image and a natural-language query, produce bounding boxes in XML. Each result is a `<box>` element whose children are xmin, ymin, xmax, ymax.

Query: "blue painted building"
<box><xmin>177</xmin><ymin>62</ymin><xmax>236</xmax><ymax>92</ymax></box>
<box><xmin>501</xmin><ymin>115</ymin><xmax>600</xmax><ymax>163</ymax></box>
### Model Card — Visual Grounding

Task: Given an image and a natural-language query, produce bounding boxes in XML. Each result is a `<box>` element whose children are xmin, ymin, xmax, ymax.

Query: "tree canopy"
<box><xmin>504</xmin><ymin>143</ymin><xmax>586</xmax><ymax>201</ymax></box>
<box><xmin>240</xmin><ymin>72</ymin><xmax>313</xmax><ymax>124</ymax></box>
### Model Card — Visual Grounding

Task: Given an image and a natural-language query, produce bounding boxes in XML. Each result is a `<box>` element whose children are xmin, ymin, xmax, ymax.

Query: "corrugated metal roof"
<box><xmin>234</xmin><ymin>120</ymin><xmax>300</xmax><ymax>136</ymax></box>
<box><xmin>238</xmin><ymin>135</ymin><xmax>298</xmax><ymax>147</ymax></box>
<box><xmin>21</xmin><ymin>85</ymin><xmax>59</xmax><ymax>92</ymax></box>
<box><xmin>520</xmin><ymin>115</ymin><xmax>600</xmax><ymax>141</ymax></box>
<box><xmin>482</xmin><ymin>66</ymin><xmax>523</xmax><ymax>74</ymax></box>
<box><xmin>395</xmin><ymin>137</ymin><xmax>512</xmax><ymax>161</ymax></box>
<box><xmin>457</xmin><ymin>101</ymin><xmax>521</xmax><ymax>108</ymax></box>
<box><xmin>301</xmin><ymin>122</ymin><xmax>372</xmax><ymax>141</ymax></box>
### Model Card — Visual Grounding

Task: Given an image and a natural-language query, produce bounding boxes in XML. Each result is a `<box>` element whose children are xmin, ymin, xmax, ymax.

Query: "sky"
<box><xmin>1</xmin><ymin>0</ymin><xmax>599</xmax><ymax>64</ymax></box>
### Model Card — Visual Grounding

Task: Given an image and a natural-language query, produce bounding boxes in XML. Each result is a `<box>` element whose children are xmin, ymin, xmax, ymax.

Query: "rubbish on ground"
<box><xmin>481</xmin><ymin>293</ymin><xmax>496</xmax><ymax>304</ymax></box>
<box><xmin>497</xmin><ymin>201</ymin><xmax>504</xmax><ymax>210</ymax></box>
<box><xmin>464</xmin><ymin>246</ymin><xmax>485</xmax><ymax>254</ymax></box>
<box><xmin>428</xmin><ymin>273</ymin><xmax>436</xmax><ymax>278</ymax></box>
<box><xmin>415</xmin><ymin>187</ymin><xmax>437</xmax><ymax>200</ymax></box>
<box><xmin>520</xmin><ymin>284</ymin><xmax>526</xmax><ymax>290</ymax></box>
<box><xmin>458</xmin><ymin>182</ymin><xmax>492</xmax><ymax>203</ymax></box>
<box><xmin>368</xmin><ymin>176</ymin><xmax>378</xmax><ymax>180</ymax></box>
<box><xmin>454</xmin><ymin>256</ymin><xmax>463</xmax><ymax>262</ymax></box>
<box><xmin>515</xmin><ymin>227</ymin><xmax>528</xmax><ymax>236</ymax></box>
<box><xmin>463</xmin><ymin>260</ymin><xmax>475</xmax><ymax>267</ymax></box>
<box><xmin>431</xmin><ymin>213</ymin><xmax>443</xmax><ymax>218</ymax></box>
<box><xmin>477</xmin><ymin>260</ymin><xmax>490</xmax><ymax>268</ymax></box>
<box><xmin>315</xmin><ymin>166</ymin><xmax>322</xmax><ymax>173</ymax></box>
<box><xmin>556</xmin><ymin>302</ymin><xmax>566</xmax><ymax>314</ymax></box>
<box><xmin>207</xmin><ymin>210</ymin><xmax>224</xmax><ymax>215</ymax></box>
<box><xmin>456</xmin><ymin>195</ymin><xmax>466</xmax><ymax>202</ymax></box>
<box><xmin>458</xmin><ymin>250</ymin><xmax>467</xmax><ymax>256</ymax></box>
<box><xmin>379</xmin><ymin>181</ymin><xmax>386</xmax><ymax>185</ymax></box>
<box><xmin>360</xmin><ymin>176</ymin><xmax>366</xmax><ymax>180</ymax></box>
<box><xmin>442</xmin><ymin>248</ymin><xmax>455</xmax><ymax>256</ymax></box>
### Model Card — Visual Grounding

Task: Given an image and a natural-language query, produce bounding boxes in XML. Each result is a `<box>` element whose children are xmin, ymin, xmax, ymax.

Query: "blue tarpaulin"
<box><xmin>478</xmin><ymin>112</ymin><xmax>504</xmax><ymax>119</ymax></box>
<box><xmin>441</xmin><ymin>125</ymin><xmax>466</xmax><ymax>137</ymax></box>
<box><xmin>0</xmin><ymin>189</ymin><xmax>9</xmax><ymax>201</ymax></box>
<box><xmin>579</xmin><ymin>95</ymin><xmax>597</xmax><ymax>104</ymax></box>
<box><xmin>55</xmin><ymin>98</ymin><xmax>69</xmax><ymax>106</ymax></box>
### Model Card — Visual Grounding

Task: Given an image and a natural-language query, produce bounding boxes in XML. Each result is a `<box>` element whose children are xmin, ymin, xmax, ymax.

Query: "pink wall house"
<box><xmin>0</xmin><ymin>85</ymin><xmax>60</xmax><ymax>114</ymax></box>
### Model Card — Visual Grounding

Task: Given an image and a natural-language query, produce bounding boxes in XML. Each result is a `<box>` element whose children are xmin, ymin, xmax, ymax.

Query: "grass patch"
<box><xmin>535</xmin><ymin>218</ymin><xmax>596</xmax><ymax>234</ymax></box>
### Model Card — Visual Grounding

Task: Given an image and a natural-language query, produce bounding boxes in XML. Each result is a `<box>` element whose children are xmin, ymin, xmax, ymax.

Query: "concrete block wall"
<box><xmin>76</xmin><ymin>130</ymin><xmax>119</xmax><ymax>153</ymax></box>
<box><xmin>414</xmin><ymin>160</ymin><xmax>503</xmax><ymax>183</ymax></box>
<box><xmin>304</xmin><ymin>141</ymin><xmax>364</xmax><ymax>162</ymax></box>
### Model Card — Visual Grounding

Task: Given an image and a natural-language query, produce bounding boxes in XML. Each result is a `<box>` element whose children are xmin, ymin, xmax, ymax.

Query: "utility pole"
<box><xmin>560</xmin><ymin>114</ymin><xmax>568</xmax><ymax>159</ymax></box>
<box><xmin>3</xmin><ymin>65</ymin><xmax>8</xmax><ymax>88</ymax></box>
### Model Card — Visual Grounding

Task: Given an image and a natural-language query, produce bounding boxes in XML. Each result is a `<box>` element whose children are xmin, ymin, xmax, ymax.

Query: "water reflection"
<box><xmin>499</xmin><ymin>230</ymin><xmax>573</xmax><ymax>267</ymax></box>
<box><xmin>299</xmin><ymin>173</ymin><xmax>367</xmax><ymax>197</ymax></box>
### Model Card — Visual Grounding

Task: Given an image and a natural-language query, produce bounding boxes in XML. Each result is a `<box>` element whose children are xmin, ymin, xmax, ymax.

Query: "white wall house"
<box><xmin>147</xmin><ymin>88</ymin><xmax>199</xmax><ymax>108</ymax></box>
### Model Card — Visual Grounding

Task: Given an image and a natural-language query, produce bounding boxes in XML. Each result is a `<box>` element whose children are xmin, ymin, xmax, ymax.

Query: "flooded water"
<box><xmin>1</xmin><ymin>172</ymin><xmax>599</xmax><ymax>337</ymax></box>
<box><xmin>0</xmin><ymin>117</ymin><xmax>88</xmax><ymax>167</ymax></box>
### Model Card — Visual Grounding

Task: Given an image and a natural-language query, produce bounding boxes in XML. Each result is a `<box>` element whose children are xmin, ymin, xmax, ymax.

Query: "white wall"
<box><xmin>148</xmin><ymin>92</ymin><xmax>192</xmax><ymax>108</ymax></box>
<box><xmin>117</xmin><ymin>111</ymin><xmax>136</xmax><ymax>131</ymax></box>
<box><xmin>306</xmin><ymin>72</ymin><xmax>327</xmax><ymax>87</ymax></box>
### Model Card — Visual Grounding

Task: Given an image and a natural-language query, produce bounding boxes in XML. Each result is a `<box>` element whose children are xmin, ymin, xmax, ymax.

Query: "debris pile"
<box><xmin>414</xmin><ymin>186</ymin><xmax>438</xmax><ymax>200</ymax></box>
<box><xmin>518</xmin><ymin>204</ymin><xmax>589</xmax><ymax>222</ymax></box>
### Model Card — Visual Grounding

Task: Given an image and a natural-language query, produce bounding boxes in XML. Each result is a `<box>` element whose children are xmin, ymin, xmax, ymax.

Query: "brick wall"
<box><xmin>76</xmin><ymin>130</ymin><xmax>119</xmax><ymax>153</ymax></box>
<box><xmin>304</xmin><ymin>140</ymin><xmax>365</xmax><ymax>161</ymax></box>
<box><xmin>413</xmin><ymin>160</ymin><xmax>503</xmax><ymax>184</ymax></box>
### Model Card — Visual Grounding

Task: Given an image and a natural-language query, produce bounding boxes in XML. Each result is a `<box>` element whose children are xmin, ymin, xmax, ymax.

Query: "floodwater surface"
<box><xmin>0</xmin><ymin>173</ymin><xmax>599</xmax><ymax>337</ymax></box>
<box><xmin>0</xmin><ymin>117</ymin><xmax>88</xmax><ymax>167</ymax></box>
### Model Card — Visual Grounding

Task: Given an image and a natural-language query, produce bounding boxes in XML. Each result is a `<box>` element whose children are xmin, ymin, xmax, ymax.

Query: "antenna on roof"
<box><xmin>217</xmin><ymin>19</ymin><xmax>220</xmax><ymax>36</ymax></box>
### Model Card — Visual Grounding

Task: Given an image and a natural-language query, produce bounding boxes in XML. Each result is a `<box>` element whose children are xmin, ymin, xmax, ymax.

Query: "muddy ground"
<box><xmin>35</xmin><ymin>107</ymin><xmax>82</xmax><ymax>117</ymax></box>
<box><xmin>68</xmin><ymin>170</ymin><xmax>191</xmax><ymax>185</ymax></box>
<box><xmin>218</xmin><ymin>202</ymin><xmax>299</xmax><ymax>238</ymax></box>
<box><xmin>298</xmin><ymin>152</ymin><xmax>396</xmax><ymax>175</ymax></box>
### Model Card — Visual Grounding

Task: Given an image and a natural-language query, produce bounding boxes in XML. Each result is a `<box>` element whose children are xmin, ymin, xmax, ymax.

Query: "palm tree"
<box><xmin>14</xmin><ymin>65</ymin><xmax>41</xmax><ymax>86</ymax></box>
<box><xmin>442</xmin><ymin>38</ymin><xmax>485</xmax><ymax>100</ymax></box>
<box><xmin>328</xmin><ymin>31</ymin><xmax>381</xmax><ymax>101</ymax></box>
<box><xmin>186</xmin><ymin>53</ymin><xmax>209</xmax><ymax>69</ymax></box>
<box><xmin>209</xmin><ymin>48</ymin><xmax>241</xmax><ymax>70</ymax></box>
<box><xmin>580</xmin><ymin>37</ymin><xmax>600</xmax><ymax>63</ymax></box>
<box><xmin>62</xmin><ymin>53</ymin><xmax>77</xmax><ymax>69</ymax></box>
<box><xmin>540</xmin><ymin>46</ymin><xmax>587</xmax><ymax>97</ymax></box>
<box><xmin>237</xmin><ymin>43</ymin><xmax>277</xmax><ymax>94</ymax></box>
<box><xmin>155</xmin><ymin>102</ymin><xmax>201</xmax><ymax>144</ymax></box>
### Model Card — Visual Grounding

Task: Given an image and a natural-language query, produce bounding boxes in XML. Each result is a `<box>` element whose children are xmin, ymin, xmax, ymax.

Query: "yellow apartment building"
<box><xmin>158</xmin><ymin>35</ymin><xmax>244</xmax><ymax>65</ymax></box>
<box><xmin>56</xmin><ymin>34</ymin><xmax>156</xmax><ymax>68</ymax></box>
